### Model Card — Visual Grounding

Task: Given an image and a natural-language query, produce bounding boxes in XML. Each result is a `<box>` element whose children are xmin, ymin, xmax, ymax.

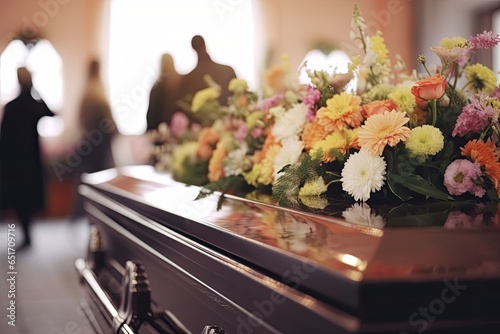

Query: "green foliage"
<box><xmin>272</xmin><ymin>153</ymin><xmax>323</xmax><ymax>207</ymax></box>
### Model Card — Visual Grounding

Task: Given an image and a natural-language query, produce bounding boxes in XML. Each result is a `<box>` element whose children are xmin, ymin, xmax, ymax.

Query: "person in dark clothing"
<box><xmin>70</xmin><ymin>58</ymin><xmax>118</xmax><ymax>220</ymax></box>
<box><xmin>0</xmin><ymin>67</ymin><xmax>55</xmax><ymax>248</ymax></box>
<box><xmin>146</xmin><ymin>53</ymin><xmax>183</xmax><ymax>131</ymax></box>
<box><xmin>179</xmin><ymin>35</ymin><xmax>237</xmax><ymax>110</ymax></box>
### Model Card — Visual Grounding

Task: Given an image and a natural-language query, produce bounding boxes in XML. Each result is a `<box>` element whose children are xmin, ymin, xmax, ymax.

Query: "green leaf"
<box><xmin>386</xmin><ymin>176</ymin><xmax>412</xmax><ymax>202</ymax></box>
<box><xmin>388</xmin><ymin>172</ymin><xmax>455</xmax><ymax>201</ymax></box>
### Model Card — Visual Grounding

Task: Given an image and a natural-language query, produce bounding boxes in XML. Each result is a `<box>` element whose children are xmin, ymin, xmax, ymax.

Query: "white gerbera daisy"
<box><xmin>341</xmin><ymin>149</ymin><xmax>387</xmax><ymax>201</ymax></box>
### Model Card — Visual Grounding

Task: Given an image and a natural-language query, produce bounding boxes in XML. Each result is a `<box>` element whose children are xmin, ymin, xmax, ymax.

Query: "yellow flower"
<box><xmin>246</xmin><ymin>111</ymin><xmax>264</xmax><ymax>129</ymax></box>
<box><xmin>405</xmin><ymin>125</ymin><xmax>444</xmax><ymax>158</ymax></box>
<box><xmin>371</xmin><ymin>33</ymin><xmax>389</xmax><ymax>62</ymax></box>
<box><xmin>243</xmin><ymin>164</ymin><xmax>262</xmax><ymax>187</ymax></box>
<box><xmin>361</xmin><ymin>83</ymin><xmax>394</xmax><ymax>103</ymax></box>
<box><xmin>298</xmin><ymin>177</ymin><xmax>328</xmax><ymax>197</ymax></box>
<box><xmin>358</xmin><ymin>110</ymin><xmax>411</xmax><ymax>156</ymax></box>
<box><xmin>388</xmin><ymin>86</ymin><xmax>416</xmax><ymax>115</ymax></box>
<box><xmin>208</xmin><ymin>140</ymin><xmax>227</xmax><ymax>182</ymax></box>
<box><xmin>258</xmin><ymin>144</ymin><xmax>281</xmax><ymax>185</ymax></box>
<box><xmin>299</xmin><ymin>196</ymin><xmax>328</xmax><ymax>210</ymax></box>
<box><xmin>228</xmin><ymin>78</ymin><xmax>248</xmax><ymax>93</ymax></box>
<box><xmin>172</xmin><ymin>142</ymin><xmax>198</xmax><ymax>178</ymax></box>
<box><xmin>191</xmin><ymin>87</ymin><xmax>220</xmax><ymax>112</ymax></box>
<box><xmin>298</xmin><ymin>177</ymin><xmax>329</xmax><ymax>209</ymax></box>
<box><xmin>317</xmin><ymin>92</ymin><xmax>363</xmax><ymax>132</ymax></box>
<box><xmin>465</xmin><ymin>63</ymin><xmax>498</xmax><ymax>95</ymax></box>
<box><xmin>310</xmin><ymin>129</ymin><xmax>358</xmax><ymax>162</ymax></box>
<box><xmin>489</xmin><ymin>97</ymin><xmax>500</xmax><ymax>110</ymax></box>
<box><xmin>439</xmin><ymin>36</ymin><xmax>468</xmax><ymax>49</ymax></box>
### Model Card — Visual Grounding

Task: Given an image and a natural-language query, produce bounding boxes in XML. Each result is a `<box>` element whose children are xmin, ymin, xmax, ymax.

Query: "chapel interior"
<box><xmin>0</xmin><ymin>0</ymin><xmax>499</xmax><ymax>333</ymax></box>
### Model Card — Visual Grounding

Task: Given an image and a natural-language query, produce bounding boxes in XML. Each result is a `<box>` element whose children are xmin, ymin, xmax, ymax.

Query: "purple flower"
<box><xmin>251</xmin><ymin>127</ymin><xmax>263</xmax><ymax>138</ymax></box>
<box><xmin>303</xmin><ymin>85</ymin><xmax>321</xmax><ymax>121</ymax></box>
<box><xmin>443</xmin><ymin>159</ymin><xmax>485</xmax><ymax>197</ymax></box>
<box><xmin>452</xmin><ymin>93</ymin><xmax>497</xmax><ymax>137</ymax></box>
<box><xmin>256</xmin><ymin>94</ymin><xmax>284</xmax><ymax>111</ymax></box>
<box><xmin>468</xmin><ymin>30</ymin><xmax>500</xmax><ymax>52</ymax></box>
<box><xmin>235</xmin><ymin>123</ymin><xmax>249</xmax><ymax>142</ymax></box>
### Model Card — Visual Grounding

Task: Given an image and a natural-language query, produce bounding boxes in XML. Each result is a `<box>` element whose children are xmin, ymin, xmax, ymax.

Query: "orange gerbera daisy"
<box><xmin>316</xmin><ymin>92</ymin><xmax>363</xmax><ymax>132</ymax></box>
<box><xmin>302</xmin><ymin>121</ymin><xmax>329</xmax><ymax>150</ymax></box>
<box><xmin>462</xmin><ymin>139</ymin><xmax>500</xmax><ymax>195</ymax></box>
<box><xmin>358</xmin><ymin>110</ymin><xmax>411</xmax><ymax>156</ymax></box>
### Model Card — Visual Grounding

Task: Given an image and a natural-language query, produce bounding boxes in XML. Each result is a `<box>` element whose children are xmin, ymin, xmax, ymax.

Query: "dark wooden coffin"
<box><xmin>75</xmin><ymin>165</ymin><xmax>500</xmax><ymax>334</ymax></box>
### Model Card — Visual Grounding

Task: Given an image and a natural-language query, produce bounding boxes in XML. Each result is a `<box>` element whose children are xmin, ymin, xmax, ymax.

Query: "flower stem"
<box><xmin>422</xmin><ymin>62</ymin><xmax>432</xmax><ymax>76</ymax></box>
<box><xmin>326</xmin><ymin>179</ymin><xmax>342</xmax><ymax>187</ymax></box>
<box><xmin>430</xmin><ymin>99</ymin><xmax>437</xmax><ymax>126</ymax></box>
<box><xmin>452</xmin><ymin>63</ymin><xmax>459</xmax><ymax>90</ymax></box>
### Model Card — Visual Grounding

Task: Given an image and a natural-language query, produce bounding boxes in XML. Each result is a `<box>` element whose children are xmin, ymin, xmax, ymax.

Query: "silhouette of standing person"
<box><xmin>71</xmin><ymin>59</ymin><xmax>118</xmax><ymax>220</ymax></box>
<box><xmin>179</xmin><ymin>35</ymin><xmax>237</xmax><ymax>110</ymax></box>
<box><xmin>146</xmin><ymin>53</ymin><xmax>184</xmax><ymax>131</ymax></box>
<box><xmin>0</xmin><ymin>67</ymin><xmax>55</xmax><ymax>248</ymax></box>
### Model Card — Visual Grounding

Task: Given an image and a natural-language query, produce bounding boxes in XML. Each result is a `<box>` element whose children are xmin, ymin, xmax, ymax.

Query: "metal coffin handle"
<box><xmin>76</xmin><ymin>224</ymin><xmax>226</xmax><ymax>334</ymax></box>
<box><xmin>201</xmin><ymin>326</ymin><xmax>226</xmax><ymax>334</ymax></box>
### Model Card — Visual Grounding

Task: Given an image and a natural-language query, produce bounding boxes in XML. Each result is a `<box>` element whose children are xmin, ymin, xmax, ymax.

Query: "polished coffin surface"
<box><xmin>77</xmin><ymin>165</ymin><xmax>500</xmax><ymax>333</ymax></box>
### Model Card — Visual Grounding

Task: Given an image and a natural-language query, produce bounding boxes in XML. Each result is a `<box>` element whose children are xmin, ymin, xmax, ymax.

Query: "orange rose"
<box><xmin>362</xmin><ymin>99</ymin><xmax>398</xmax><ymax>118</ymax></box>
<box><xmin>196</xmin><ymin>128</ymin><xmax>219</xmax><ymax>159</ymax></box>
<box><xmin>411</xmin><ymin>73</ymin><xmax>447</xmax><ymax>101</ymax></box>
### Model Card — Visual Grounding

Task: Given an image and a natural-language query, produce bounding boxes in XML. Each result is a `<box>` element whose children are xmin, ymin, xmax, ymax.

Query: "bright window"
<box><xmin>0</xmin><ymin>39</ymin><xmax>64</xmax><ymax>137</ymax></box>
<box><xmin>298</xmin><ymin>48</ymin><xmax>355</xmax><ymax>92</ymax></box>
<box><xmin>109</xmin><ymin>0</ymin><xmax>256</xmax><ymax>135</ymax></box>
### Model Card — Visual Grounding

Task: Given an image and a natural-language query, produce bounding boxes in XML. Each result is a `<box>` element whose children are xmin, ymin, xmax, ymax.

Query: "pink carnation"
<box><xmin>452</xmin><ymin>94</ymin><xmax>497</xmax><ymax>137</ymax></box>
<box><xmin>443</xmin><ymin>159</ymin><xmax>485</xmax><ymax>197</ymax></box>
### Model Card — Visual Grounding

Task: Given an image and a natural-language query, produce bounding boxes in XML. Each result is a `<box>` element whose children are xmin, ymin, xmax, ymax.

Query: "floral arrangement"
<box><xmin>151</xmin><ymin>4</ymin><xmax>500</xmax><ymax>213</ymax></box>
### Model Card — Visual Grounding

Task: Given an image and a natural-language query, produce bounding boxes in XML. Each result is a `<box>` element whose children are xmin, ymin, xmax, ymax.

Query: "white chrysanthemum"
<box><xmin>341</xmin><ymin>149</ymin><xmax>387</xmax><ymax>201</ymax></box>
<box><xmin>342</xmin><ymin>203</ymin><xmax>386</xmax><ymax>228</ymax></box>
<box><xmin>273</xmin><ymin>137</ymin><xmax>304</xmax><ymax>178</ymax></box>
<box><xmin>272</xmin><ymin>103</ymin><xmax>308</xmax><ymax>142</ymax></box>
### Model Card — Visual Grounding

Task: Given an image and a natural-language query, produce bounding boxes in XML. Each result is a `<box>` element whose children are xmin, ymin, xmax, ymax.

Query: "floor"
<box><xmin>0</xmin><ymin>217</ymin><xmax>94</xmax><ymax>334</ymax></box>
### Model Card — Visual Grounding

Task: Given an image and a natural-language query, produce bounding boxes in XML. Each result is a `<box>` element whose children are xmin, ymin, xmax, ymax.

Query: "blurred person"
<box><xmin>146</xmin><ymin>53</ymin><xmax>184</xmax><ymax>131</ymax></box>
<box><xmin>70</xmin><ymin>58</ymin><xmax>118</xmax><ymax>220</ymax></box>
<box><xmin>179</xmin><ymin>35</ymin><xmax>237</xmax><ymax>110</ymax></box>
<box><xmin>0</xmin><ymin>67</ymin><xmax>55</xmax><ymax>248</ymax></box>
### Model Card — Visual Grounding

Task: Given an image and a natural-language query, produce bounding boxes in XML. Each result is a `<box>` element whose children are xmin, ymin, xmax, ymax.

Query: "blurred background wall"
<box><xmin>0</xmin><ymin>0</ymin><xmax>499</xmax><ymax>217</ymax></box>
